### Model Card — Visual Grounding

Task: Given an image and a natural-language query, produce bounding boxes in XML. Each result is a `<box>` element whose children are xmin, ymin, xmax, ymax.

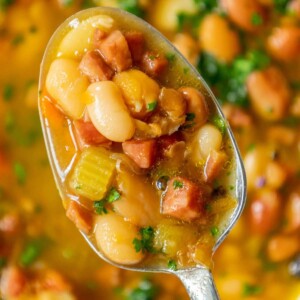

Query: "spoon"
<box><xmin>38</xmin><ymin>7</ymin><xmax>246</xmax><ymax>300</ymax></box>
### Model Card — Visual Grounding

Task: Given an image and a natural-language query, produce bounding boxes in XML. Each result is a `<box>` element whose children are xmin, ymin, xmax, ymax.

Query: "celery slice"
<box><xmin>69</xmin><ymin>147</ymin><xmax>116</xmax><ymax>200</ymax></box>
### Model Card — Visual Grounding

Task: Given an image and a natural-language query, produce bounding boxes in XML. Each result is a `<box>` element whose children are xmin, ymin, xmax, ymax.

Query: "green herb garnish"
<box><xmin>106</xmin><ymin>187</ymin><xmax>121</xmax><ymax>203</ymax></box>
<box><xmin>133</xmin><ymin>226</ymin><xmax>155</xmax><ymax>253</ymax></box>
<box><xmin>0</xmin><ymin>257</ymin><xmax>7</xmax><ymax>269</ymax></box>
<box><xmin>198</xmin><ymin>50</ymin><xmax>270</xmax><ymax>107</ymax></box>
<box><xmin>173</xmin><ymin>180</ymin><xmax>183</xmax><ymax>189</ymax></box>
<box><xmin>0</xmin><ymin>0</ymin><xmax>15</xmax><ymax>11</ymax></box>
<box><xmin>211</xmin><ymin>115</ymin><xmax>226</xmax><ymax>134</ymax></box>
<box><xmin>251</xmin><ymin>13</ymin><xmax>263</xmax><ymax>25</ymax></box>
<box><xmin>19</xmin><ymin>237</ymin><xmax>49</xmax><ymax>267</ymax></box>
<box><xmin>242</xmin><ymin>283</ymin><xmax>263</xmax><ymax>297</ymax></box>
<box><xmin>186</xmin><ymin>112</ymin><xmax>195</xmax><ymax>121</ymax></box>
<box><xmin>167</xmin><ymin>259</ymin><xmax>177</xmax><ymax>271</ymax></box>
<box><xmin>93</xmin><ymin>187</ymin><xmax>121</xmax><ymax>214</ymax></box>
<box><xmin>210</xmin><ymin>226</ymin><xmax>219</xmax><ymax>237</ymax></box>
<box><xmin>62</xmin><ymin>0</ymin><xmax>74</xmax><ymax>6</ymax></box>
<box><xmin>127</xmin><ymin>279</ymin><xmax>158</xmax><ymax>300</ymax></box>
<box><xmin>273</xmin><ymin>0</ymin><xmax>290</xmax><ymax>13</ymax></box>
<box><xmin>118</xmin><ymin>0</ymin><xmax>145</xmax><ymax>18</ymax></box>
<box><xmin>13</xmin><ymin>162</ymin><xmax>26</xmax><ymax>185</ymax></box>
<box><xmin>3</xmin><ymin>84</ymin><xmax>14</xmax><ymax>102</ymax></box>
<box><xmin>165</xmin><ymin>52</ymin><xmax>176</xmax><ymax>63</ymax></box>
<box><xmin>11</xmin><ymin>34</ymin><xmax>24</xmax><ymax>46</ymax></box>
<box><xmin>147</xmin><ymin>101</ymin><xmax>157</xmax><ymax>112</ymax></box>
<box><xmin>94</xmin><ymin>199</ymin><xmax>108</xmax><ymax>215</ymax></box>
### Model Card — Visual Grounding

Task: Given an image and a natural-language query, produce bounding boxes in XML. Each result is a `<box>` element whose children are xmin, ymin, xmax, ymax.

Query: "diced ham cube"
<box><xmin>0</xmin><ymin>266</ymin><xmax>27</xmax><ymax>298</ymax></box>
<box><xmin>73</xmin><ymin>120</ymin><xmax>111</xmax><ymax>148</ymax></box>
<box><xmin>66</xmin><ymin>201</ymin><xmax>93</xmax><ymax>234</ymax></box>
<box><xmin>79</xmin><ymin>50</ymin><xmax>114</xmax><ymax>82</ymax></box>
<box><xmin>204</xmin><ymin>150</ymin><xmax>227</xmax><ymax>182</ymax></box>
<box><xmin>95</xmin><ymin>30</ymin><xmax>132</xmax><ymax>72</ymax></box>
<box><xmin>162</xmin><ymin>177</ymin><xmax>205</xmax><ymax>222</ymax></box>
<box><xmin>140</xmin><ymin>52</ymin><xmax>168</xmax><ymax>77</ymax></box>
<box><xmin>125</xmin><ymin>31</ymin><xmax>145</xmax><ymax>62</ymax></box>
<box><xmin>122</xmin><ymin>139</ymin><xmax>157</xmax><ymax>169</ymax></box>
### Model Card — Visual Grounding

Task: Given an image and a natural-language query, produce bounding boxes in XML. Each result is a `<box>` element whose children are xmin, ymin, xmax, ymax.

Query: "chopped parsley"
<box><xmin>242</xmin><ymin>283</ymin><xmax>263</xmax><ymax>297</ymax></box>
<box><xmin>251</xmin><ymin>13</ymin><xmax>263</xmax><ymax>25</ymax></box>
<box><xmin>19</xmin><ymin>237</ymin><xmax>49</xmax><ymax>267</ymax></box>
<box><xmin>0</xmin><ymin>257</ymin><xmax>7</xmax><ymax>269</ymax></box>
<box><xmin>210</xmin><ymin>226</ymin><xmax>219</xmax><ymax>237</ymax></box>
<box><xmin>177</xmin><ymin>0</ymin><xmax>217</xmax><ymax>33</ymax></box>
<box><xmin>193</xmin><ymin>0</ymin><xmax>218</xmax><ymax>12</ymax></box>
<box><xmin>11</xmin><ymin>34</ymin><xmax>24</xmax><ymax>46</ymax></box>
<box><xmin>186</xmin><ymin>112</ymin><xmax>195</xmax><ymax>121</ymax></box>
<box><xmin>211</xmin><ymin>115</ymin><xmax>226</xmax><ymax>134</ymax></box>
<box><xmin>173</xmin><ymin>180</ymin><xmax>183</xmax><ymax>189</ymax></box>
<box><xmin>0</xmin><ymin>0</ymin><xmax>15</xmax><ymax>10</ymax></box>
<box><xmin>147</xmin><ymin>101</ymin><xmax>157</xmax><ymax>112</ymax></box>
<box><xmin>133</xmin><ymin>226</ymin><xmax>155</xmax><ymax>253</ymax></box>
<box><xmin>118</xmin><ymin>0</ymin><xmax>145</xmax><ymax>18</ymax></box>
<box><xmin>167</xmin><ymin>259</ymin><xmax>177</xmax><ymax>271</ymax></box>
<box><xmin>273</xmin><ymin>0</ymin><xmax>290</xmax><ymax>13</ymax></box>
<box><xmin>127</xmin><ymin>279</ymin><xmax>158</xmax><ymax>300</ymax></box>
<box><xmin>4</xmin><ymin>111</ymin><xmax>15</xmax><ymax>132</ymax></box>
<box><xmin>62</xmin><ymin>0</ymin><xmax>74</xmax><ymax>6</ymax></box>
<box><xmin>81</xmin><ymin>0</ymin><xmax>95</xmax><ymax>8</ymax></box>
<box><xmin>176</xmin><ymin>12</ymin><xmax>202</xmax><ymax>33</ymax></box>
<box><xmin>94</xmin><ymin>200</ymin><xmax>108</xmax><ymax>215</ymax></box>
<box><xmin>13</xmin><ymin>162</ymin><xmax>26</xmax><ymax>185</ymax></box>
<box><xmin>106</xmin><ymin>187</ymin><xmax>121</xmax><ymax>203</ymax></box>
<box><xmin>198</xmin><ymin>50</ymin><xmax>270</xmax><ymax>107</ymax></box>
<box><xmin>94</xmin><ymin>187</ymin><xmax>121</xmax><ymax>214</ymax></box>
<box><xmin>165</xmin><ymin>52</ymin><xmax>176</xmax><ymax>63</ymax></box>
<box><xmin>3</xmin><ymin>84</ymin><xmax>14</xmax><ymax>102</ymax></box>
<box><xmin>247</xmin><ymin>143</ymin><xmax>256</xmax><ymax>152</ymax></box>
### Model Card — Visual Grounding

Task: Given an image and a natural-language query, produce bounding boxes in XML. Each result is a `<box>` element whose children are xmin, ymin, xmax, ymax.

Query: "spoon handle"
<box><xmin>175</xmin><ymin>268</ymin><xmax>219</xmax><ymax>300</ymax></box>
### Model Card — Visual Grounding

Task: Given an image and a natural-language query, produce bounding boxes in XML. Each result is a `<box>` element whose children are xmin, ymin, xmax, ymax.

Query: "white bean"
<box><xmin>197</xmin><ymin>124</ymin><xmax>222</xmax><ymax>158</ymax></box>
<box><xmin>95</xmin><ymin>214</ymin><xmax>144</xmax><ymax>265</ymax></box>
<box><xmin>113</xmin><ymin>170</ymin><xmax>161</xmax><ymax>227</ymax></box>
<box><xmin>46</xmin><ymin>58</ymin><xmax>89</xmax><ymax>119</ymax></box>
<box><xmin>86</xmin><ymin>81</ymin><xmax>135</xmax><ymax>142</ymax></box>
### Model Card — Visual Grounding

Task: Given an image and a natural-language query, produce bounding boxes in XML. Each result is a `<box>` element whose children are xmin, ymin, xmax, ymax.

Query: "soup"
<box><xmin>0</xmin><ymin>0</ymin><xmax>299</xmax><ymax>299</ymax></box>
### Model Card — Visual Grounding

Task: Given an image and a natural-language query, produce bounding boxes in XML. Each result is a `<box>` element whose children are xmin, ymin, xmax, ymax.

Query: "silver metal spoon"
<box><xmin>38</xmin><ymin>7</ymin><xmax>246</xmax><ymax>300</ymax></box>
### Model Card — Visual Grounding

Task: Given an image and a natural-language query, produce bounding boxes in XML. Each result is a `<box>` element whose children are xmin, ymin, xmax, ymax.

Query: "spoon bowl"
<box><xmin>39</xmin><ymin>7</ymin><xmax>246</xmax><ymax>300</ymax></box>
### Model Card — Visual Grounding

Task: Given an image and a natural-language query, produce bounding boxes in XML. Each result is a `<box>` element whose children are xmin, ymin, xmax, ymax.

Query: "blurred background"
<box><xmin>0</xmin><ymin>0</ymin><xmax>299</xmax><ymax>299</ymax></box>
